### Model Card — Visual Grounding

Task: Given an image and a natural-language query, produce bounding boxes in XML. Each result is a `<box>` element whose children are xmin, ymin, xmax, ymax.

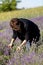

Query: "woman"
<box><xmin>8</xmin><ymin>18</ymin><xmax>40</xmax><ymax>51</ymax></box>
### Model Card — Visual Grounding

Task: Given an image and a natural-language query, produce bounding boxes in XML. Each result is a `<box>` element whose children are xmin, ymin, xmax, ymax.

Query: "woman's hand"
<box><xmin>16</xmin><ymin>46</ymin><xmax>21</xmax><ymax>51</ymax></box>
<box><xmin>8</xmin><ymin>38</ymin><xmax>14</xmax><ymax>48</ymax></box>
<box><xmin>8</xmin><ymin>43</ymin><xmax>12</xmax><ymax>48</ymax></box>
<box><xmin>16</xmin><ymin>40</ymin><xmax>26</xmax><ymax>51</ymax></box>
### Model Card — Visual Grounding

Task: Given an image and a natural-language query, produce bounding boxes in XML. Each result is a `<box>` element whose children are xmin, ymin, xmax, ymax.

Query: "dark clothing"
<box><xmin>12</xmin><ymin>18</ymin><xmax>40</xmax><ymax>43</ymax></box>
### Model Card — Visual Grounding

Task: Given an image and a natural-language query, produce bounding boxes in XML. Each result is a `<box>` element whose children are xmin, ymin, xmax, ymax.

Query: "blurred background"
<box><xmin>0</xmin><ymin>0</ymin><xmax>43</xmax><ymax>10</ymax></box>
<box><xmin>0</xmin><ymin>0</ymin><xmax>43</xmax><ymax>21</ymax></box>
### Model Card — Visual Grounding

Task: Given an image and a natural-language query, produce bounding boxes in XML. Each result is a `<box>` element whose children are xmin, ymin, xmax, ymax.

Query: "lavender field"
<box><xmin>0</xmin><ymin>16</ymin><xmax>43</xmax><ymax>65</ymax></box>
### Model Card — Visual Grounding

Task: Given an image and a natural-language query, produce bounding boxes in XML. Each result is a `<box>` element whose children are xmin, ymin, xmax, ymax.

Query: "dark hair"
<box><xmin>10</xmin><ymin>18</ymin><xmax>20</xmax><ymax>28</ymax></box>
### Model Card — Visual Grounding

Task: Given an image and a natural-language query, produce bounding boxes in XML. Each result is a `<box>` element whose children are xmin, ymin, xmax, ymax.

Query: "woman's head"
<box><xmin>10</xmin><ymin>18</ymin><xmax>20</xmax><ymax>31</ymax></box>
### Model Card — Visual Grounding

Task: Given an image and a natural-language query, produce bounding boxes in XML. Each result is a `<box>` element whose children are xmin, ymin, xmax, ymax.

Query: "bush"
<box><xmin>1</xmin><ymin>0</ymin><xmax>17</xmax><ymax>11</ymax></box>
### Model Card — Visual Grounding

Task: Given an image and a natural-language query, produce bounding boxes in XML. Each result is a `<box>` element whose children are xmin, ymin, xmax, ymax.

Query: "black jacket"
<box><xmin>12</xmin><ymin>18</ymin><xmax>40</xmax><ymax>43</ymax></box>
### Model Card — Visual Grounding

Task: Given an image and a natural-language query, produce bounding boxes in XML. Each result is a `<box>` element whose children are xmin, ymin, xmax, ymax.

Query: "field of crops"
<box><xmin>0</xmin><ymin>7</ymin><xmax>43</xmax><ymax>65</ymax></box>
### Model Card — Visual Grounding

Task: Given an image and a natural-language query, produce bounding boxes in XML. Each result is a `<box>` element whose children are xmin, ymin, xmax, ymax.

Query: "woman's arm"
<box><xmin>8</xmin><ymin>38</ymin><xmax>15</xmax><ymax>48</ymax></box>
<box><xmin>19</xmin><ymin>40</ymin><xmax>27</xmax><ymax>47</ymax></box>
<box><xmin>16</xmin><ymin>40</ymin><xmax>27</xmax><ymax>51</ymax></box>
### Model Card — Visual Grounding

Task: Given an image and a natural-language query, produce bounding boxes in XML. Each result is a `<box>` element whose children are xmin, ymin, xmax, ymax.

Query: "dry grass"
<box><xmin>0</xmin><ymin>7</ymin><xmax>43</xmax><ymax>21</ymax></box>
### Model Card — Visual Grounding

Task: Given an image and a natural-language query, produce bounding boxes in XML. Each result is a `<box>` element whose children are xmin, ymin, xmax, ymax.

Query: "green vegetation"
<box><xmin>0</xmin><ymin>0</ymin><xmax>21</xmax><ymax>12</ymax></box>
<box><xmin>1</xmin><ymin>0</ymin><xmax>17</xmax><ymax>11</ymax></box>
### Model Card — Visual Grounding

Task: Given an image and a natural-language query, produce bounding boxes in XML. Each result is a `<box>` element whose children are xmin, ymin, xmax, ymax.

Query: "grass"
<box><xmin>0</xmin><ymin>6</ymin><xmax>43</xmax><ymax>21</ymax></box>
